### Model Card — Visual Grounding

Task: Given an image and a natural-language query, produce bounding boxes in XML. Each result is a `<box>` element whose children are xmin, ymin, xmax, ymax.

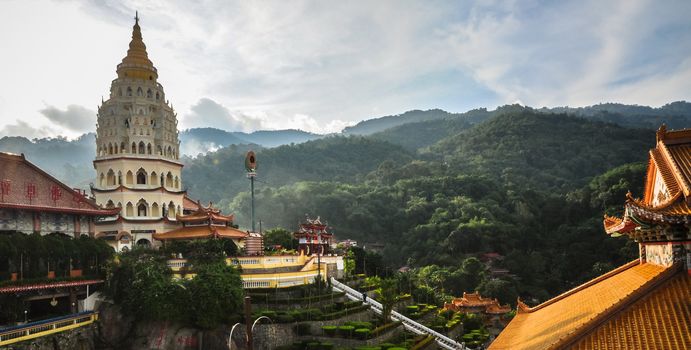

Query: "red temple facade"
<box><xmin>294</xmin><ymin>216</ymin><xmax>332</xmax><ymax>255</ymax></box>
<box><xmin>0</xmin><ymin>152</ymin><xmax>119</xmax><ymax>237</ymax></box>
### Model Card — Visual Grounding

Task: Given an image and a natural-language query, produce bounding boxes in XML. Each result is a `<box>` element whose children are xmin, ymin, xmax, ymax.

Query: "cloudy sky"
<box><xmin>0</xmin><ymin>0</ymin><xmax>690</xmax><ymax>139</ymax></box>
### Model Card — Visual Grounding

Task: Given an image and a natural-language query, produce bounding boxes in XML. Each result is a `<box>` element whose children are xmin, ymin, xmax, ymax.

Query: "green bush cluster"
<box><xmin>0</xmin><ymin>233</ymin><xmax>113</xmax><ymax>282</ymax></box>
<box><xmin>462</xmin><ymin>328</ymin><xmax>490</xmax><ymax>349</ymax></box>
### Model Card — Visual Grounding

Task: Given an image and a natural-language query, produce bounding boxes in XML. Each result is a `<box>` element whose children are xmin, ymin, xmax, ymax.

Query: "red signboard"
<box><xmin>26</xmin><ymin>183</ymin><xmax>36</xmax><ymax>203</ymax></box>
<box><xmin>50</xmin><ymin>185</ymin><xmax>62</xmax><ymax>203</ymax></box>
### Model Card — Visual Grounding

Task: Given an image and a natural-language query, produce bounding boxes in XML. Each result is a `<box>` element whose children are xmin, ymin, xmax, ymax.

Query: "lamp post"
<box><xmin>245</xmin><ymin>151</ymin><xmax>257</xmax><ymax>233</ymax></box>
<box><xmin>24</xmin><ymin>310</ymin><xmax>27</xmax><ymax>323</ymax></box>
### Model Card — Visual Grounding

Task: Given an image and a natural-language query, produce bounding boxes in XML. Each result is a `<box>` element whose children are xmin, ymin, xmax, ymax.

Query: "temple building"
<box><xmin>444</xmin><ymin>292</ymin><xmax>511</xmax><ymax>316</ymax></box>
<box><xmin>0</xmin><ymin>152</ymin><xmax>118</xmax><ymax>237</ymax></box>
<box><xmin>490</xmin><ymin>126</ymin><xmax>691</xmax><ymax>350</ymax></box>
<box><xmin>91</xmin><ymin>14</ymin><xmax>184</xmax><ymax>248</ymax></box>
<box><xmin>294</xmin><ymin>216</ymin><xmax>333</xmax><ymax>255</ymax></box>
<box><xmin>152</xmin><ymin>201</ymin><xmax>247</xmax><ymax>248</ymax></box>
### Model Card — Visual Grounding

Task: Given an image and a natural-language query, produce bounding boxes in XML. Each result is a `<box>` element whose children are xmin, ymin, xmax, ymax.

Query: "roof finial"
<box><xmin>135</xmin><ymin>11</ymin><xmax>139</xmax><ymax>25</ymax></box>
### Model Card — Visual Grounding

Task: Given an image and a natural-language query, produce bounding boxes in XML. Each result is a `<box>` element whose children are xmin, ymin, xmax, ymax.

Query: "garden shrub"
<box><xmin>276</xmin><ymin>313</ymin><xmax>294</xmax><ymax>323</ymax></box>
<box><xmin>378</xmin><ymin>343</ymin><xmax>396</xmax><ymax>350</ymax></box>
<box><xmin>405</xmin><ymin>305</ymin><xmax>419</xmax><ymax>314</ymax></box>
<box><xmin>438</xmin><ymin>308</ymin><xmax>454</xmax><ymax>319</ymax></box>
<box><xmin>306</xmin><ymin>308</ymin><xmax>323</xmax><ymax>320</ymax></box>
<box><xmin>322</xmin><ymin>325</ymin><xmax>337</xmax><ymax>336</ymax></box>
<box><xmin>338</xmin><ymin>325</ymin><xmax>354</xmax><ymax>337</ymax></box>
<box><xmin>355</xmin><ymin>328</ymin><xmax>370</xmax><ymax>340</ymax></box>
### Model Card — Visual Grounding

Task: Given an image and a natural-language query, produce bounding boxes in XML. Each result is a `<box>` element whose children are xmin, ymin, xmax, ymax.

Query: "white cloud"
<box><xmin>0</xmin><ymin>121</ymin><xmax>55</xmax><ymax>139</ymax></box>
<box><xmin>0</xmin><ymin>0</ymin><xmax>690</xmax><ymax>139</ymax></box>
<box><xmin>39</xmin><ymin>104</ymin><xmax>95</xmax><ymax>132</ymax></box>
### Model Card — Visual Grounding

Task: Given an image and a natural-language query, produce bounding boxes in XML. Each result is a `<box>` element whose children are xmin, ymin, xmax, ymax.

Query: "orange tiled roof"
<box><xmin>489</xmin><ymin>261</ymin><xmax>677</xmax><ymax>350</ymax></box>
<box><xmin>456</xmin><ymin>292</ymin><xmax>496</xmax><ymax>307</ymax></box>
<box><xmin>153</xmin><ymin>225</ymin><xmax>247</xmax><ymax>240</ymax></box>
<box><xmin>602</xmin><ymin>215</ymin><xmax>636</xmax><ymax>235</ymax></box>
<box><xmin>485</xmin><ymin>303</ymin><xmax>512</xmax><ymax>315</ymax></box>
<box><xmin>176</xmin><ymin>203</ymin><xmax>234</xmax><ymax>223</ymax></box>
<box><xmin>663</xmin><ymin>143</ymin><xmax>691</xmax><ymax>197</ymax></box>
<box><xmin>571</xmin><ymin>271</ymin><xmax>690</xmax><ymax>350</ymax></box>
<box><xmin>650</xmin><ymin>147</ymin><xmax>681</xmax><ymax>200</ymax></box>
<box><xmin>183</xmin><ymin>195</ymin><xmax>200</xmax><ymax>211</ymax></box>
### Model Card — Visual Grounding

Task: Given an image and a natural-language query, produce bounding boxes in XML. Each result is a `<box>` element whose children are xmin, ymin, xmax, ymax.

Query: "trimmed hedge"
<box><xmin>322</xmin><ymin>304</ymin><xmax>369</xmax><ymax>319</ymax></box>
<box><xmin>321</xmin><ymin>325</ymin><xmax>337</xmax><ymax>336</ymax></box>
<box><xmin>338</xmin><ymin>325</ymin><xmax>354</xmax><ymax>337</ymax></box>
<box><xmin>345</xmin><ymin>321</ymin><xmax>373</xmax><ymax>330</ymax></box>
<box><xmin>354</xmin><ymin>328</ymin><xmax>370</xmax><ymax>340</ymax></box>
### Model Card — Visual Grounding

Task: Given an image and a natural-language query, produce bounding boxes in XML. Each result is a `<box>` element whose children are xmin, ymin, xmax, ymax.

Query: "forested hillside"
<box><xmin>182</xmin><ymin>136</ymin><xmax>413</xmax><ymax>204</ymax></box>
<box><xmin>219</xmin><ymin>110</ymin><xmax>653</xmax><ymax>304</ymax></box>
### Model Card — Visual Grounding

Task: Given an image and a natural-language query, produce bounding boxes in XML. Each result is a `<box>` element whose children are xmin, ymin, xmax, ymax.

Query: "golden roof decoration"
<box><xmin>117</xmin><ymin>12</ymin><xmax>158</xmax><ymax>81</ymax></box>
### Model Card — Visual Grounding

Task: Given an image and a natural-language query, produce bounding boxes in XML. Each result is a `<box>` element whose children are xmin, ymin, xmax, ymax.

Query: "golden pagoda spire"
<box><xmin>116</xmin><ymin>12</ymin><xmax>158</xmax><ymax>81</ymax></box>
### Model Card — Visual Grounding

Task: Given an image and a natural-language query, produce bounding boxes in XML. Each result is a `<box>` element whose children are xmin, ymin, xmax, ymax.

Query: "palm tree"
<box><xmin>376</xmin><ymin>278</ymin><xmax>398</xmax><ymax>322</ymax></box>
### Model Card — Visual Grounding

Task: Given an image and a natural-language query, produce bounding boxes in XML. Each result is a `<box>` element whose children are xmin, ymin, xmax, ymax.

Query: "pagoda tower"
<box><xmin>92</xmin><ymin>14</ymin><xmax>184</xmax><ymax>247</ymax></box>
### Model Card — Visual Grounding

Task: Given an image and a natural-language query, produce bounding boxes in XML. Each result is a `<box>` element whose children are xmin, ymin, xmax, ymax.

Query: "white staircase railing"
<box><xmin>330</xmin><ymin>277</ymin><xmax>465</xmax><ymax>350</ymax></box>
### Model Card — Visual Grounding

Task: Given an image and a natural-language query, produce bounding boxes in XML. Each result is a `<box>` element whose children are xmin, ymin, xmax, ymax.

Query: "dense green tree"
<box><xmin>263</xmin><ymin>228</ymin><xmax>297</xmax><ymax>250</ymax></box>
<box><xmin>376</xmin><ymin>278</ymin><xmax>398</xmax><ymax>322</ymax></box>
<box><xmin>186</xmin><ymin>261</ymin><xmax>244</xmax><ymax>328</ymax></box>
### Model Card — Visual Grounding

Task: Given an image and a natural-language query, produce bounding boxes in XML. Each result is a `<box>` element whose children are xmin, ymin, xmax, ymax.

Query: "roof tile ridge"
<box><xmin>627</xmin><ymin>191</ymin><xmax>683</xmax><ymax>211</ymax></box>
<box><xmin>554</xmin><ymin>263</ymin><xmax>683</xmax><ymax>349</ymax></box>
<box><xmin>522</xmin><ymin>260</ymin><xmax>640</xmax><ymax>313</ymax></box>
<box><xmin>658</xmin><ymin>141</ymin><xmax>691</xmax><ymax>197</ymax></box>
<box><xmin>650</xmin><ymin>146</ymin><xmax>681</xmax><ymax>197</ymax></box>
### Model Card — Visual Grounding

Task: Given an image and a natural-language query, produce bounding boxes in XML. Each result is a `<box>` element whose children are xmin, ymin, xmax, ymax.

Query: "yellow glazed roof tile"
<box><xmin>489</xmin><ymin>262</ymin><xmax>672</xmax><ymax>350</ymax></box>
<box><xmin>572</xmin><ymin>271</ymin><xmax>690</xmax><ymax>350</ymax></box>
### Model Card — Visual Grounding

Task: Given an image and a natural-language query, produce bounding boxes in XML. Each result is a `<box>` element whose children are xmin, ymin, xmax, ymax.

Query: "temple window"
<box><xmin>99</xmin><ymin>173</ymin><xmax>105</xmax><ymax>187</ymax></box>
<box><xmin>131</xmin><ymin>142</ymin><xmax>136</xmax><ymax>153</ymax></box>
<box><xmin>168</xmin><ymin>202</ymin><xmax>176</xmax><ymax>218</ymax></box>
<box><xmin>174</xmin><ymin>176</ymin><xmax>179</xmax><ymax>189</ymax></box>
<box><xmin>147</xmin><ymin>89</ymin><xmax>152</xmax><ymax>98</ymax></box>
<box><xmin>151</xmin><ymin>203</ymin><xmax>160</xmax><ymax>217</ymax></box>
<box><xmin>166</xmin><ymin>172</ymin><xmax>174</xmax><ymax>188</ymax></box>
<box><xmin>136</xmin><ymin>87</ymin><xmax>143</xmax><ymax>96</ymax></box>
<box><xmin>136</xmin><ymin>168</ymin><xmax>147</xmax><ymax>185</ymax></box>
<box><xmin>126</xmin><ymin>171</ymin><xmax>134</xmax><ymax>185</ymax></box>
<box><xmin>147</xmin><ymin>143</ymin><xmax>152</xmax><ymax>154</ymax></box>
<box><xmin>117</xmin><ymin>171</ymin><xmax>122</xmax><ymax>185</ymax></box>
<box><xmin>120</xmin><ymin>142</ymin><xmax>126</xmax><ymax>153</ymax></box>
<box><xmin>106</xmin><ymin>200</ymin><xmax>115</xmax><ymax>209</ymax></box>
<box><xmin>137</xmin><ymin>202</ymin><xmax>147</xmax><ymax>217</ymax></box>
<box><xmin>125</xmin><ymin>202</ymin><xmax>134</xmax><ymax>217</ymax></box>
<box><xmin>106</xmin><ymin>169</ymin><xmax>116</xmax><ymax>186</ymax></box>
<box><xmin>127</xmin><ymin>87</ymin><xmax>132</xmax><ymax>96</ymax></box>
<box><xmin>138</xmin><ymin>141</ymin><xmax>145</xmax><ymax>154</ymax></box>
<box><xmin>155</xmin><ymin>92</ymin><xmax>159</xmax><ymax>100</ymax></box>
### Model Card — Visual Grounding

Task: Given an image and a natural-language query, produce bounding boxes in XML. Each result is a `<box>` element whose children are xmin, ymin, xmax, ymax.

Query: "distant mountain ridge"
<box><xmin>179</xmin><ymin>128</ymin><xmax>322</xmax><ymax>156</ymax></box>
<box><xmin>1</xmin><ymin>101</ymin><xmax>688</xmax><ymax>187</ymax></box>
